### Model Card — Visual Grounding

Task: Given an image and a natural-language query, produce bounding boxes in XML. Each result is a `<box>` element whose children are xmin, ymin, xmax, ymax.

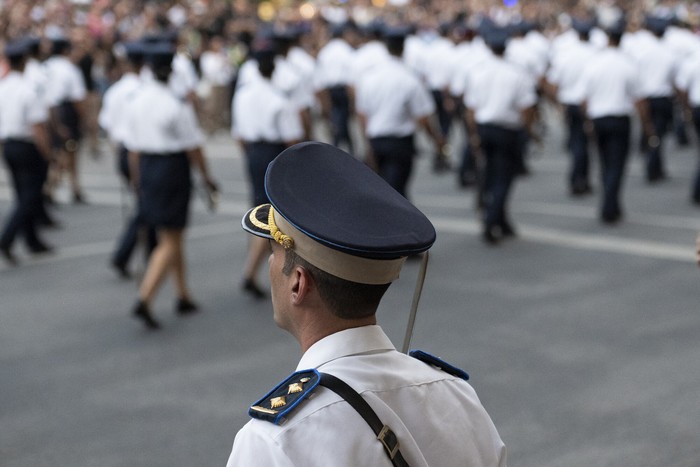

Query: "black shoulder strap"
<box><xmin>319</xmin><ymin>372</ymin><xmax>410</xmax><ymax>467</ymax></box>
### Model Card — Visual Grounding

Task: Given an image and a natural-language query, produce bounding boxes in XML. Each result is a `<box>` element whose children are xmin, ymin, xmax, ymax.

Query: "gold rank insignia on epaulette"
<box><xmin>248</xmin><ymin>369</ymin><xmax>321</xmax><ymax>425</ymax></box>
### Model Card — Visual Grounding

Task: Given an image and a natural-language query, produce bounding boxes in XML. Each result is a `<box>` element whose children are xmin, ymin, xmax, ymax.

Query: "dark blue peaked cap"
<box><xmin>571</xmin><ymin>17</ymin><xmax>596</xmax><ymax>34</ymax></box>
<box><xmin>242</xmin><ymin>142</ymin><xmax>436</xmax><ymax>284</ymax></box>
<box><xmin>4</xmin><ymin>38</ymin><xmax>30</xmax><ymax>58</ymax></box>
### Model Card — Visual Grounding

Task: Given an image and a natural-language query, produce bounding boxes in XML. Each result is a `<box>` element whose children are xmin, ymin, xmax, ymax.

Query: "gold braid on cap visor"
<box><xmin>268</xmin><ymin>207</ymin><xmax>294</xmax><ymax>249</ymax></box>
<box><xmin>248</xmin><ymin>205</ymin><xmax>294</xmax><ymax>249</ymax></box>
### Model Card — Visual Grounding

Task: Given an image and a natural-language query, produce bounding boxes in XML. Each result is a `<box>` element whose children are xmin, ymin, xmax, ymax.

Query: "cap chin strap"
<box><xmin>401</xmin><ymin>251</ymin><xmax>429</xmax><ymax>354</ymax></box>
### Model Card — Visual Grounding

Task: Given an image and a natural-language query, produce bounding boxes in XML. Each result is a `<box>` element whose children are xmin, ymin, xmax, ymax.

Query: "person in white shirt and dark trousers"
<box><xmin>465</xmin><ymin>27</ymin><xmax>537</xmax><ymax>245</ymax></box>
<box><xmin>0</xmin><ymin>39</ymin><xmax>54</xmax><ymax>265</ymax></box>
<box><xmin>124</xmin><ymin>42</ymin><xmax>218</xmax><ymax>330</ymax></box>
<box><xmin>231</xmin><ymin>40</ymin><xmax>303</xmax><ymax>299</ymax></box>
<box><xmin>581</xmin><ymin>19</ymin><xmax>656</xmax><ymax>225</ymax></box>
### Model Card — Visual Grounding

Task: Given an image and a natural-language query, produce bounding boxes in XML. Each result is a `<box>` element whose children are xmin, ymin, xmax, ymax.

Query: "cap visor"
<box><xmin>242</xmin><ymin>204</ymin><xmax>274</xmax><ymax>240</ymax></box>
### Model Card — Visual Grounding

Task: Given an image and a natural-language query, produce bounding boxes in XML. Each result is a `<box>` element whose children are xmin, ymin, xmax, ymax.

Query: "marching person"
<box><xmin>580</xmin><ymin>18</ymin><xmax>655</xmax><ymax>224</ymax></box>
<box><xmin>0</xmin><ymin>39</ymin><xmax>54</xmax><ymax>265</ymax></box>
<box><xmin>355</xmin><ymin>26</ymin><xmax>444</xmax><ymax>199</ymax></box>
<box><xmin>676</xmin><ymin>46</ymin><xmax>700</xmax><ymax>204</ymax></box>
<box><xmin>124</xmin><ymin>42</ymin><xmax>218</xmax><ymax>330</ymax></box>
<box><xmin>546</xmin><ymin>17</ymin><xmax>598</xmax><ymax>196</ymax></box>
<box><xmin>625</xmin><ymin>16</ymin><xmax>677</xmax><ymax>183</ymax></box>
<box><xmin>231</xmin><ymin>40</ymin><xmax>303</xmax><ymax>299</ymax></box>
<box><xmin>314</xmin><ymin>22</ymin><xmax>358</xmax><ymax>153</ymax></box>
<box><xmin>465</xmin><ymin>27</ymin><xmax>537</xmax><ymax>244</ymax></box>
<box><xmin>98</xmin><ymin>41</ymin><xmax>157</xmax><ymax>279</ymax></box>
<box><xmin>44</xmin><ymin>36</ymin><xmax>87</xmax><ymax>204</ymax></box>
<box><xmin>227</xmin><ymin>141</ymin><xmax>506</xmax><ymax>466</ymax></box>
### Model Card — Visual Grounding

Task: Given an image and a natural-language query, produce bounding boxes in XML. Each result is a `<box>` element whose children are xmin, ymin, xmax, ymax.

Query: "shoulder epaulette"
<box><xmin>409</xmin><ymin>350</ymin><xmax>470</xmax><ymax>381</ymax></box>
<box><xmin>248</xmin><ymin>369</ymin><xmax>321</xmax><ymax>425</ymax></box>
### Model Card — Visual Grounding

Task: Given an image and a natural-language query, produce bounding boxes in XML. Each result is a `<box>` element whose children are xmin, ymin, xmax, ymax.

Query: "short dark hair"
<box><xmin>282</xmin><ymin>248</ymin><xmax>390</xmax><ymax>320</ymax></box>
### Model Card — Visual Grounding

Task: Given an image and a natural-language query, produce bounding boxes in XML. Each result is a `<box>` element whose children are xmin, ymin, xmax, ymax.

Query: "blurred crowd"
<box><xmin>1</xmin><ymin>0</ymin><xmax>700</xmax><ymax>264</ymax></box>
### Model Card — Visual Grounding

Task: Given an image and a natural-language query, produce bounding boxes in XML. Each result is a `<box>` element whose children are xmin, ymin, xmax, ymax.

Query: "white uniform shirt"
<box><xmin>465</xmin><ymin>51</ymin><xmax>537</xmax><ymax>128</ymax></box>
<box><xmin>24</xmin><ymin>58</ymin><xmax>49</xmax><ymax>105</ymax></box>
<box><xmin>351</xmin><ymin>40</ymin><xmax>389</xmax><ymax>86</ymax></box>
<box><xmin>581</xmin><ymin>46</ymin><xmax>641</xmax><ymax>119</ymax></box>
<box><xmin>355</xmin><ymin>56</ymin><xmax>435</xmax><ymax>138</ymax></box>
<box><xmin>231</xmin><ymin>77</ymin><xmax>303</xmax><ymax>143</ymax></box>
<box><xmin>227</xmin><ymin>326</ymin><xmax>507</xmax><ymax>467</ymax></box>
<box><xmin>450</xmin><ymin>39</ymin><xmax>490</xmax><ymax>98</ymax></box>
<box><xmin>313</xmin><ymin>38</ymin><xmax>355</xmax><ymax>90</ymax></box>
<box><xmin>676</xmin><ymin>51</ymin><xmax>700</xmax><ymax>107</ymax></box>
<box><xmin>169</xmin><ymin>51</ymin><xmax>199</xmax><ymax>99</ymax></box>
<box><xmin>98</xmin><ymin>72</ymin><xmax>141</xmax><ymax>144</ymax></box>
<box><xmin>123</xmin><ymin>79</ymin><xmax>203</xmax><ymax>153</ymax></box>
<box><xmin>506</xmin><ymin>37</ymin><xmax>547</xmax><ymax>83</ymax></box>
<box><xmin>0</xmin><ymin>71</ymin><xmax>49</xmax><ymax>140</ymax></box>
<box><xmin>200</xmin><ymin>50</ymin><xmax>234</xmax><ymax>86</ymax></box>
<box><xmin>273</xmin><ymin>56</ymin><xmax>315</xmax><ymax>110</ymax></box>
<box><xmin>546</xmin><ymin>38</ymin><xmax>597</xmax><ymax>105</ymax></box>
<box><xmin>625</xmin><ymin>31</ymin><xmax>676</xmax><ymax>98</ymax></box>
<box><xmin>43</xmin><ymin>55</ymin><xmax>86</xmax><ymax>107</ymax></box>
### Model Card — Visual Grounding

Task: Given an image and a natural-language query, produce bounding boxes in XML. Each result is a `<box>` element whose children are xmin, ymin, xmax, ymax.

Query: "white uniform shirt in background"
<box><xmin>123</xmin><ymin>79</ymin><xmax>202</xmax><ymax>153</ymax></box>
<box><xmin>547</xmin><ymin>38</ymin><xmax>597</xmax><ymax>105</ymax></box>
<box><xmin>98</xmin><ymin>72</ymin><xmax>141</xmax><ymax>144</ymax></box>
<box><xmin>44</xmin><ymin>55</ymin><xmax>86</xmax><ymax>107</ymax></box>
<box><xmin>355</xmin><ymin>56</ymin><xmax>435</xmax><ymax>138</ymax></box>
<box><xmin>676</xmin><ymin>51</ymin><xmax>700</xmax><ymax>107</ymax></box>
<box><xmin>314</xmin><ymin>38</ymin><xmax>355</xmax><ymax>90</ymax></box>
<box><xmin>465</xmin><ymin>51</ymin><xmax>537</xmax><ymax>128</ymax></box>
<box><xmin>227</xmin><ymin>325</ymin><xmax>507</xmax><ymax>467</ymax></box>
<box><xmin>231</xmin><ymin>77</ymin><xmax>303</xmax><ymax>143</ymax></box>
<box><xmin>581</xmin><ymin>46</ymin><xmax>641</xmax><ymax>119</ymax></box>
<box><xmin>0</xmin><ymin>71</ymin><xmax>49</xmax><ymax>139</ymax></box>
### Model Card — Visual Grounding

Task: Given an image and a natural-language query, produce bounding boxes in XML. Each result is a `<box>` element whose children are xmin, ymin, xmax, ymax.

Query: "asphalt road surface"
<box><xmin>2</xmin><ymin>110</ymin><xmax>699</xmax><ymax>467</ymax></box>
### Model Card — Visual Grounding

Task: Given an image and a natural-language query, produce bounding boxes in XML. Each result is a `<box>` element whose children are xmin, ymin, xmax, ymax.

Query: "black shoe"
<box><xmin>500</xmin><ymin>223</ymin><xmax>517</xmax><ymax>238</ymax></box>
<box><xmin>73</xmin><ymin>192</ymin><xmax>87</xmax><ymax>204</ymax></box>
<box><xmin>1</xmin><ymin>245</ymin><xmax>19</xmax><ymax>266</ymax></box>
<box><xmin>242</xmin><ymin>278</ymin><xmax>266</xmax><ymax>299</ymax></box>
<box><xmin>176</xmin><ymin>298</ymin><xmax>199</xmax><ymax>316</ymax></box>
<box><xmin>482</xmin><ymin>228</ymin><xmax>500</xmax><ymax>245</ymax></box>
<box><xmin>110</xmin><ymin>260</ymin><xmax>132</xmax><ymax>279</ymax></box>
<box><xmin>601</xmin><ymin>212</ymin><xmax>622</xmax><ymax>225</ymax></box>
<box><xmin>28</xmin><ymin>243</ymin><xmax>54</xmax><ymax>255</ymax></box>
<box><xmin>132</xmin><ymin>301</ymin><xmax>161</xmax><ymax>330</ymax></box>
<box><xmin>37</xmin><ymin>216</ymin><xmax>62</xmax><ymax>229</ymax></box>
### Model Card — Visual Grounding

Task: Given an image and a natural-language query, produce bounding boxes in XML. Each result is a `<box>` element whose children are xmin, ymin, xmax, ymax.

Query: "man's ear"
<box><xmin>290</xmin><ymin>266</ymin><xmax>312</xmax><ymax>305</ymax></box>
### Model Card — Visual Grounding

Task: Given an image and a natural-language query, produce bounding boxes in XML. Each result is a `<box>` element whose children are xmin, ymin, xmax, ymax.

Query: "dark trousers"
<box><xmin>565</xmin><ymin>104</ymin><xmax>590</xmax><ymax>189</ymax></box>
<box><xmin>328</xmin><ymin>86</ymin><xmax>353</xmax><ymax>151</ymax></box>
<box><xmin>369</xmin><ymin>136</ymin><xmax>415</xmax><ymax>199</ymax></box>
<box><xmin>477</xmin><ymin>124</ymin><xmax>519</xmax><ymax>231</ymax></box>
<box><xmin>112</xmin><ymin>145</ymin><xmax>157</xmax><ymax>267</ymax></box>
<box><xmin>691</xmin><ymin>107</ymin><xmax>700</xmax><ymax>202</ymax></box>
<box><xmin>592</xmin><ymin>116</ymin><xmax>631</xmax><ymax>221</ymax></box>
<box><xmin>0</xmin><ymin>140</ymin><xmax>47</xmax><ymax>249</ymax></box>
<box><xmin>431</xmin><ymin>89</ymin><xmax>452</xmax><ymax>137</ymax></box>
<box><xmin>244</xmin><ymin>142</ymin><xmax>286</xmax><ymax>206</ymax></box>
<box><xmin>644</xmin><ymin>96</ymin><xmax>673</xmax><ymax>180</ymax></box>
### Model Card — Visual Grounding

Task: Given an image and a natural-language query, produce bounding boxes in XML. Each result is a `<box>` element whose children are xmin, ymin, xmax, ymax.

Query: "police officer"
<box><xmin>580</xmin><ymin>18</ymin><xmax>655</xmax><ymax>224</ymax></box>
<box><xmin>124</xmin><ymin>42</ymin><xmax>218</xmax><ymax>330</ymax></box>
<box><xmin>355</xmin><ymin>26</ymin><xmax>444</xmax><ymax>199</ymax></box>
<box><xmin>44</xmin><ymin>36</ymin><xmax>87</xmax><ymax>204</ymax></box>
<box><xmin>314</xmin><ymin>22</ymin><xmax>358</xmax><ymax>152</ymax></box>
<box><xmin>546</xmin><ymin>18</ymin><xmax>598</xmax><ymax>195</ymax></box>
<box><xmin>231</xmin><ymin>40</ymin><xmax>303</xmax><ymax>299</ymax></box>
<box><xmin>626</xmin><ymin>16</ymin><xmax>677</xmax><ymax>183</ymax></box>
<box><xmin>465</xmin><ymin>27</ymin><xmax>537</xmax><ymax>244</ymax></box>
<box><xmin>98</xmin><ymin>41</ymin><xmax>157</xmax><ymax>278</ymax></box>
<box><xmin>227</xmin><ymin>141</ymin><xmax>506</xmax><ymax>466</ymax></box>
<box><xmin>676</xmin><ymin>46</ymin><xmax>700</xmax><ymax>203</ymax></box>
<box><xmin>0</xmin><ymin>39</ymin><xmax>54</xmax><ymax>265</ymax></box>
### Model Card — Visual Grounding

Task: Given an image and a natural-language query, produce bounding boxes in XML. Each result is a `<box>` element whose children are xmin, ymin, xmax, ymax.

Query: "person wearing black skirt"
<box><xmin>123</xmin><ymin>42</ymin><xmax>217</xmax><ymax>330</ymax></box>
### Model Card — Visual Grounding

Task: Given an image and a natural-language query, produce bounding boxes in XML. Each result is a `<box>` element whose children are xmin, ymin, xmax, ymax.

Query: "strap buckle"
<box><xmin>377</xmin><ymin>425</ymin><xmax>401</xmax><ymax>460</ymax></box>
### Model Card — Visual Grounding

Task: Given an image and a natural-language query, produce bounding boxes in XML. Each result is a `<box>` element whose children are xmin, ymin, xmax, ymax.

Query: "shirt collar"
<box><xmin>296</xmin><ymin>325</ymin><xmax>396</xmax><ymax>371</ymax></box>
